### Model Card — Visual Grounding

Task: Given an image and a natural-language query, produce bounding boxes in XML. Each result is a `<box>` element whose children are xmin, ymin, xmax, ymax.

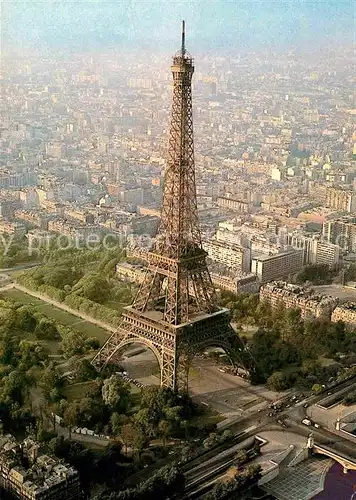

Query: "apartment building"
<box><xmin>203</xmin><ymin>239</ymin><xmax>251</xmax><ymax>273</ymax></box>
<box><xmin>217</xmin><ymin>196</ymin><xmax>249</xmax><ymax>213</ymax></box>
<box><xmin>0</xmin><ymin>199</ymin><xmax>21</xmax><ymax>218</ymax></box>
<box><xmin>0</xmin><ymin>220</ymin><xmax>26</xmax><ymax>238</ymax></box>
<box><xmin>323</xmin><ymin>216</ymin><xmax>356</xmax><ymax>252</ymax></box>
<box><xmin>48</xmin><ymin>219</ymin><xmax>103</xmax><ymax>242</ymax></box>
<box><xmin>14</xmin><ymin>210</ymin><xmax>49</xmax><ymax>230</ymax></box>
<box><xmin>260</xmin><ymin>281</ymin><xmax>337</xmax><ymax>320</ymax></box>
<box><xmin>251</xmin><ymin>249</ymin><xmax>303</xmax><ymax>283</ymax></box>
<box><xmin>0</xmin><ymin>434</ymin><xmax>82</xmax><ymax>500</ymax></box>
<box><xmin>326</xmin><ymin>186</ymin><xmax>356</xmax><ymax>213</ymax></box>
<box><xmin>64</xmin><ymin>208</ymin><xmax>95</xmax><ymax>224</ymax></box>
<box><xmin>210</xmin><ymin>273</ymin><xmax>237</xmax><ymax>293</ymax></box>
<box><xmin>116</xmin><ymin>263</ymin><xmax>146</xmax><ymax>284</ymax></box>
<box><xmin>331</xmin><ymin>303</ymin><xmax>356</xmax><ymax>330</ymax></box>
<box><xmin>285</xmin><ymin>232</ymin><xmax>340</xmax><ymax>267</ymax></box>
<box><xmin>236</xmin><ymin>273</ymin><xmax>260</xmax><ymax>294</ymax></box>
<box><xmin>311</xmin><ymin>239</ymin><xmax>340</xmax><ymax>268</ymax></box>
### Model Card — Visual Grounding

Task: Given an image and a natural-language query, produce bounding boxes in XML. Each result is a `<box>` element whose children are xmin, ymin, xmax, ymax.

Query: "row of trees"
<box><xmin>206</xmin><ymin>464</ymin><xmax>262</xmax><ymax>500</ymax></box>
<box><xmin>294</xmin><ymin>263</ymin><xmax>337</xmax><ymax>285</ymax></box>
<box><xmin>17</xmin><ymin>246</ymin><xmax>134</xmax><ymax>327</ymax></box>
<box><xmin>94</xmin><ymin>465</ymin><xmax>185</xmax><ymax>500</ymax></box>
<box><xmin>219</xmin><ymin>289</ymin><xmax>356</xmax><ymax>390</ymax></box>
<box><xmin>54</xmin><ymin>379</ymin><xmax>201</xmax><ymax>448</ymax></box>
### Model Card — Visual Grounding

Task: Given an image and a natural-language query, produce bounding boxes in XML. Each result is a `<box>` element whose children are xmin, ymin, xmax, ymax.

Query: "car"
<box><xmin>304</xmin><ymin>403</ymin><xmax>309</xmax><ymax>408</ymax></box>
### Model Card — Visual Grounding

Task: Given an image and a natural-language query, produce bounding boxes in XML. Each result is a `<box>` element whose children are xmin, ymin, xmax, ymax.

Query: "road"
<box><xmin>189</xmin><ymin>359</ymin><xmax>284</xmax><ymax>419</ymax></box>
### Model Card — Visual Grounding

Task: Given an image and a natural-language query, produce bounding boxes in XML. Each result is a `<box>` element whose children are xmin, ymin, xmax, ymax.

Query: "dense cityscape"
<box><xmin>0</xmin><ymin>2</ymin><xmax>355</xmax><ymax>500</ymax></box>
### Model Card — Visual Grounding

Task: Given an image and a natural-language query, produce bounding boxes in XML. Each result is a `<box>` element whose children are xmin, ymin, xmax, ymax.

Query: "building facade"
<box><xmin>331</xmin><ymin>303</ymin><xmax>356</xmax><ymax>330</ymax></box>
<box><xmin>0</xmin><ymin>435</ymin><xmax>82</xmax><ymax>500</ymax></box>
<box><xmin>260</xmin><ymin>281</ymin><xmax>337</xmax><ymax>320</ymax></box>
<box><xmin>323</xmin><ymin>216</ymin><xmax>356</xmax><ymax>252</ymax></box>
<box><xmin>203</xmin><ymin>239</ymin><xmax>251</xmax><ymax>273</ymax></box>
<box><xmin>326</xmin><ymin>186</ymin><xmax>356</xmax><ymax>213</ymax></box>
<box><xmin>251</xmin><ymin>250</ymin><xmax>303</xmax><ymax>283</ymax></box>
<box><xmin>217</xmin><ymin>196</ymin><xmax>249</xmax><ymax>213</ymax></box>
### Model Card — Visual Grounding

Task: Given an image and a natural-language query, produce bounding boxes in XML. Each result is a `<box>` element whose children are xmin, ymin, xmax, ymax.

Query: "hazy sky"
<box><xmin>2</xmin><ymin>0</ymin><xmax>354</xmax><ymax>53</ymax></box>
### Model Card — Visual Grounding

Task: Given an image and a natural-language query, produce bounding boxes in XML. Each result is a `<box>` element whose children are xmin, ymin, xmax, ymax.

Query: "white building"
<box><xmin>203</xmin><ymin>239</ymin><xmax>251</xmax><ymax>273</ymax></box>
<box><xmin>251</xmin><ymin>250</ymin><xmax>303</xmax><ymax>284</ymax></box>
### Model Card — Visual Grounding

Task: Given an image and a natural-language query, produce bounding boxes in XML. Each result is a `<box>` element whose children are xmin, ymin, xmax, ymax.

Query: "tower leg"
<box><xmin>161</xmin><ymin>349</ymin><xmax>176</xmax><ymax>389</ymax></box>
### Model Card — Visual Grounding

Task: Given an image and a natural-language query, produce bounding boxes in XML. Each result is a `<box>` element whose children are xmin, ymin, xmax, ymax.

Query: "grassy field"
<box><xmin>63</xmin><ymin>380</ymin><xmax>141</xmax><ymax>407</ymax></box>
<box><xmin>1</xmin><ymin>288</ymin><xmax>111</xmax><ymax>345</ymax></box>
<box><xmin>62</xmin><ymin>381</ymin><xmax>97</xmax><ymax>401</ymax></box>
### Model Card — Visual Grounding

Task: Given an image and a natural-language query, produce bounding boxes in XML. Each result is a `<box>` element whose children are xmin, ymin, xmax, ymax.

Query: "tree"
<box><xmin>42</xmin><ymin>266</ymin><xmax>81</xmax><ymax>289</ymax></box>
<box><xmin>120</xmin><ymin>422</ymin><xmax>137</xmax><ymax>455</ymax></box>
<box><xmin>102</xmin><ymin>375</ymin><xmax>131</xmax><ymax>413</ymax></box>
<box><xmin>295</xmin><ymin>264</ymin><xmax>334</xmax><ymax>285</ymax></box>
<box><xmin>75</xmin><ymin>359</ymin><xmax>98</xmax><ymax>382</ymax></box>
<box><xmin>60</xmin><ymin>329</ymin><xmax>88</xmax><ymax>358</ymax></box>
<box><xmin>312</xmin><ymin>383</ymin><xmax>323</xmax><ymax>394</ymax></box>
<box><xmin>35</xmin><ymin>317</ymin><xmax>59</xmax><ymax>340</ymax></box>
<box><xmin>63</xmin><ymin>397</ymin><xmax>108</xmax><ymax>432</ymax></box>
<box><xmin>234</xmin><ymin>449</ymin><xmax>248</xmax><ymax>466</ymax></box>
<box><xmin>110</xmin><ymin>412</ymin><xmax>128</xmax><ymax>436</ymax></box>
<box><xmin>39</xmin><ymin>365</ymin><xmax>63</xmax><ymax>401</ymax></box>
<box><xmin>267</xmin><ymin>371</ymin><xmax>288</xmax><ymax>392</ymax></box>
<box><xmin>158</xmin><ymin>419</ymin><xmax>172</xmax><ymax>448</ymax></box>
<box><xmin>72</xmin><ymin>273</ymin><xmax>110</xmax><ymax>303</ymax></box>
<box><xmin>15</xmin><ymin>306</ymin><xmax>37</xmax><ymax>332</ymax></box>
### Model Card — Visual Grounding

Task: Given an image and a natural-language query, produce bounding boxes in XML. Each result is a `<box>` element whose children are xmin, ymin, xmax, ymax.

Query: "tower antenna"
<box><xmin>181</xmin><ymin>20</ymin><xmax>186</xmax><ymax>56</ymax></box>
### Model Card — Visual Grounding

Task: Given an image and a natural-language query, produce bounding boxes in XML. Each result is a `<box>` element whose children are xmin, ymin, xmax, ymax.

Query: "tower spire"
<box><xmin>181</xmin><ymin>20</ymin><xmax>186</xmax><ymax>56</ymax></box>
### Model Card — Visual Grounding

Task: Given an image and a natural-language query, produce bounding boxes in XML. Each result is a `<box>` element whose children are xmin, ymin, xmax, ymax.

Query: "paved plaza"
<box><xmin>263</xmin><ymin>458</ymin><xmax>333</xmax><ymax>500</ymax></box>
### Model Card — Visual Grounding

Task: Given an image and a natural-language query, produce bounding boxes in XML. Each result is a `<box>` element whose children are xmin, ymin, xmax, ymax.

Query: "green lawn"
<box><xmin>63</xmin><ymin>381</ymin><xmax>97</xmax><ymax>401</ymax></box>
<box><xmin>25</xmin><ymin>332</ymin><xmax>62</xmax><ymax>355</ymax></box>
<box><xmin>64</xmin><ymin>380</ymin><xmax>141</xmax><ymax>405</ymax></box>
<box><xmin>1</xmin><ymin>289</ymin><xmax>111</xmax><ymax>345</ymax></box>
<box><xmin>103</xmin><ymin>300</ymin><xmax>125</xmax><ymax>313</ymax></box>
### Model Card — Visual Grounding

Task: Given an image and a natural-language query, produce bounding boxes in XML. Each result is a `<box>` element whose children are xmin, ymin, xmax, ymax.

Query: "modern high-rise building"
<box><xmin>251</xmin><ymin>249</ymin><xmax>303</xmax><ymax>283</ymax></box>
<box><xmin>203</xmin><ymin>239</ymin><xmax>251</xmax><ymax>273</ymax></box>
<box><xmin>323</xmin><ymin>216</ymin><xmax>356</xmax><ymax>252</ymax></box>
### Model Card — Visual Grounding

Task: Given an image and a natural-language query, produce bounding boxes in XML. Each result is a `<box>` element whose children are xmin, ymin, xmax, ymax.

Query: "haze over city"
<box><xmin>0</xmin><ymin>1</ymin><xmax>355</xmax><ymax>499</ymax></box>
<box><xmin>2</xmin><ymin>0</ymin><xmax>354</xmax><ymax>52</ymax></box>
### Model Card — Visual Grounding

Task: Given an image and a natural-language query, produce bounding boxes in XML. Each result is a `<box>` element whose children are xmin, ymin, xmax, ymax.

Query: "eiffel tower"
<box><xmin>92</xmin><ymin>22</ymin><xmax>256</xmax><ymax>390</ymax></box>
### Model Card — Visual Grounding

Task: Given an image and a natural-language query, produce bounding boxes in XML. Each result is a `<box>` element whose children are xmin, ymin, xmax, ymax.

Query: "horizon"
<box><xmin>2</xmin><ymin>0</ymin><xmax>353</xmax><ymax>55</ymax></box>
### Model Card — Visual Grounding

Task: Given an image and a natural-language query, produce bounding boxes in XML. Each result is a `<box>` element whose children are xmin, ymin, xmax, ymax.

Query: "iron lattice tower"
<box><xmin>92</xmin><ymin>22</ymin><xmax>256</xmax><ymax>389</ymax></box>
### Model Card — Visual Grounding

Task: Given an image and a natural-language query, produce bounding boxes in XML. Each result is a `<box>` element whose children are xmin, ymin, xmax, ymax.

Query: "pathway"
<box><xmin>0</xmin><ymin>282</ymin><xmax>116</xmax><ymax>334</ymax></box>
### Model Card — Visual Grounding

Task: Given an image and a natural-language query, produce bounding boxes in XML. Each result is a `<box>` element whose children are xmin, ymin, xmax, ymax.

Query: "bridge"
<box><xmin>306</xmin><ymin>436</ymin><xmax>356</xmax><ymax>473</ymax></box>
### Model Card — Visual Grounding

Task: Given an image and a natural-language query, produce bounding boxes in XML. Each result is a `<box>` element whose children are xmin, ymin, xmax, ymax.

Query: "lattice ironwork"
<box><xmin>91</xmin><ymin>22</ymin><xmax>256</xmax><ymax>389</ymax></box>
